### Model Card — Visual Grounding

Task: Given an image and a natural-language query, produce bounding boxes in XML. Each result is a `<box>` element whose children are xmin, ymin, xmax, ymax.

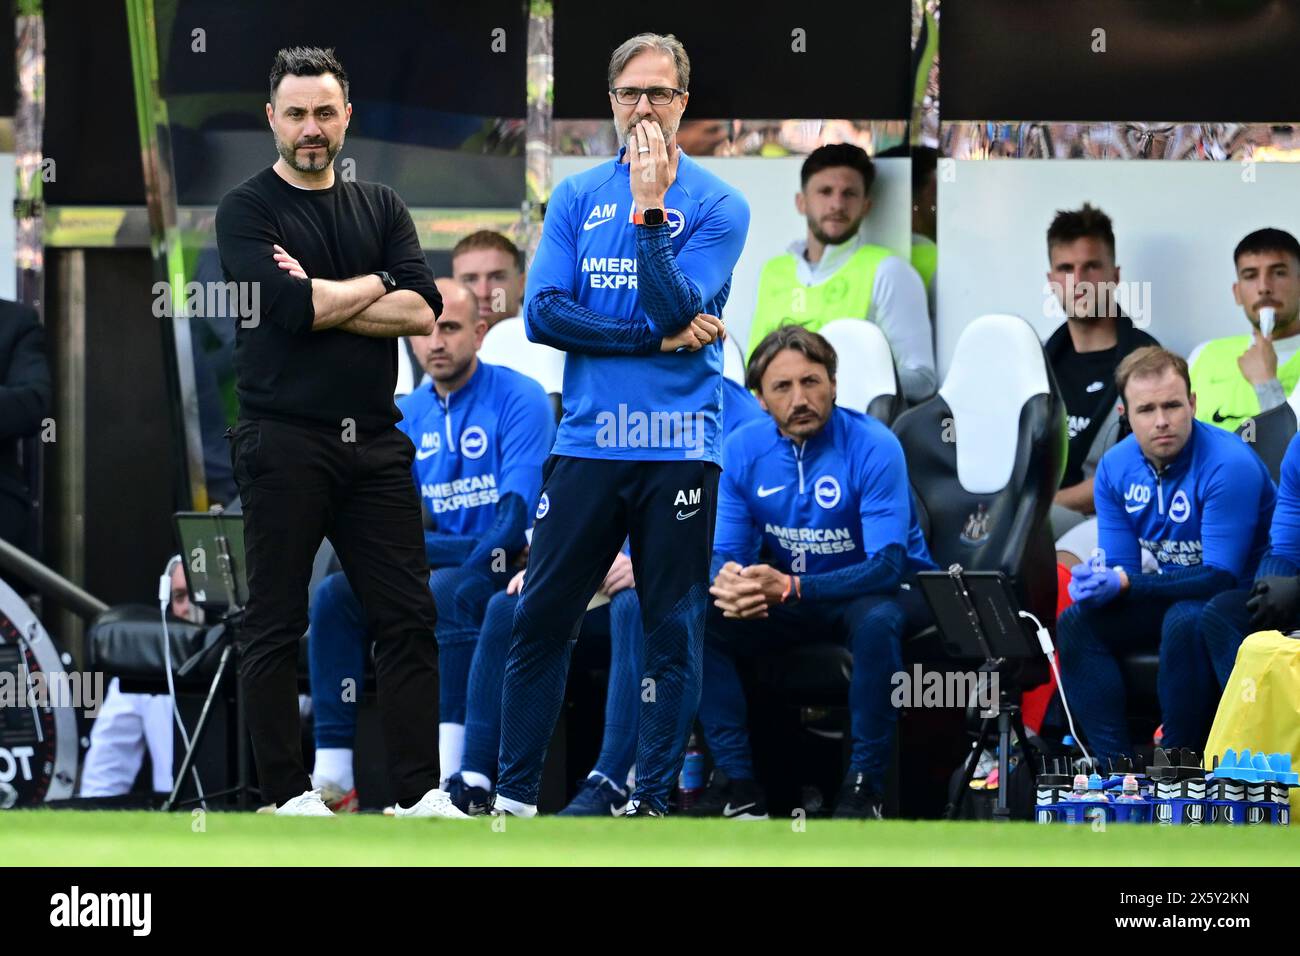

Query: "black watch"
<box><xmin>640</xmin><ymin>207</ymin><xmax>666</xmax><ymax>227</ymax></box>
<box><xmin>374</xmin><ymin>271</ymin><xmax>398</xmax><ymax>293</ymax></box>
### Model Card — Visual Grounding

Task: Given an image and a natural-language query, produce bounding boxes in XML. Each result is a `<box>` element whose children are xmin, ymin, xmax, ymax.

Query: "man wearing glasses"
<box><xmin>494</xmin><ymin>32</ymin><xmax>750</xmax><ymax>816</ymax></box>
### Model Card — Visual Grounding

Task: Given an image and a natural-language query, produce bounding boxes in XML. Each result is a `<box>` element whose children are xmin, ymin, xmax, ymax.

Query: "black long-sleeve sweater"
<box><xmin>215</xmin><ymin>166</ymin><xmax>441</xmax><ymax>436</ymax></box>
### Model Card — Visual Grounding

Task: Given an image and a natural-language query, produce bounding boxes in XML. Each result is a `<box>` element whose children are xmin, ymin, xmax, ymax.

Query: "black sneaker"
<box><xmin>683</xmin><ymin>773</ymin><xmax>769</xmax><ymax>820</ymax></box>
<box><xmin>833</xmin><ymin>771</ymin><xmax>884</xmax><ymax>819</ymax></box>
<box><xmin>558</xmin><ymin>775</ymin><xmax>628</xmax><ymax>816</ymax></box>
<box><xmin>623</xmin><ymin>799</ymin><xmax>664</xmax><ymax>817</ymax></box>
<box><xmin>445</xmin><ymin>773</ymin><xmax>493</xmax><ymax>816</ymax></box>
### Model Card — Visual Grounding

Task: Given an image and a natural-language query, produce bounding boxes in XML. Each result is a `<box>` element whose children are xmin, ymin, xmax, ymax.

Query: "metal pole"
<box><xmin>14</xmin><ymin>0</ymin><xmax>44</xmax><ymax>310</ymax></box>
<box><xmin>124</xmin><ymin>0</ymin><xmax>207</xmax><ymax>512</ymax></box>
<box><xmin>520</xmin><ymin>0</ymin><xmax>553</xmax><ymax>263</ymax></box>
<box><xmin>52</xmin><ymin>249</ymin><xmax>86</xmax><ymax>660</ymax></box>
<box><xmin>14</xmin><ymin>2</ymin><xmax>46</xmax><ymax>573</ymax></box>
<box><xmin>0</xmin><ymin>533</ymin><xmax>108</xmax><ymax>621</ymax></box>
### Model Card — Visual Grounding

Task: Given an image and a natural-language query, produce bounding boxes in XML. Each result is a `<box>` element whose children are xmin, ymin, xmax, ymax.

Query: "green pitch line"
<box><xmin>2</xmin><ymin>811</ymin><xmax>1298</xmax><ymax>866</ymax></box>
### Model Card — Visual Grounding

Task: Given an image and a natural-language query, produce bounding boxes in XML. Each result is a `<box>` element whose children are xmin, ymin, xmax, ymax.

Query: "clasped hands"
<box><xmin>710</xmin><ymin>561</ymin><xmax>794</xmax><ymax>620</ymax></box>
<box><xmin>661</xmin><ymin>313</ymin><xmax>725</xmax><ymax>352</ymax></box>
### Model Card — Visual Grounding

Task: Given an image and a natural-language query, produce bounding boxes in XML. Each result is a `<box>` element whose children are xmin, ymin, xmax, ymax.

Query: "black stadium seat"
<box><xmin>893</xmin><ymin>313</ymin><xmax>1065</xmax><ymax>641</ymax></box>
<box><xmin>1236</xmin><ymin>400</ymin><xmax>1297</xmax><ymax>483</ymax></box>
<box><xmin>88</xmin><ymin>604</ymin><xmax>344</xmax><ymax>695</ymax></box>
<box><xmin>88</xmin><ymin>604</ymin><xmax>220</xmax><ymax>693</ymax></box>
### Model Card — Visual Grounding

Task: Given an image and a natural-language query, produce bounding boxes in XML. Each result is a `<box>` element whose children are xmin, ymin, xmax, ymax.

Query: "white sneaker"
<box><xmin>273</xmin><ymin>788</ymin><xmax>336</xmax><ymax>816</ymax></box>
<box><xmin>391</xmin><ymin>787</ymin><xmax>471</xmax><ymax>819</ymax></box>
<box><xmin>490</xmin><ymin>794</ymin><xmax>538</xmax><ymax>817</ymax></box>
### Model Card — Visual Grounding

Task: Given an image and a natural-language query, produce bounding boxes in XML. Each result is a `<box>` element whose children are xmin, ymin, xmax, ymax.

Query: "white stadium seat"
<box><xmin>478</xmin><ymin>317</ymin><xmax>566</xmax><ymax>397</ymax></box>
<box><xmin>938</xmin><ymin>313</ymin><xmax>1052</xmax><ymax>495</ymax></box>
<box><xmin>723</xmin><ymin>334</ymin><xmax>746</xmax><ymax>385</ymax></box>
<box><xmin>818</xmin><ymin>318</ymin><xmax>900</xmax><ymax>423</ymax></box>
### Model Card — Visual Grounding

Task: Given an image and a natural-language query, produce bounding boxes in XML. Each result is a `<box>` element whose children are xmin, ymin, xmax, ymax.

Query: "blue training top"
<box><xmin>1094</xmin><ymin>418</ymin><xmax>1275</xmax><ymax>591</ymax></box>
<box><xmin>713</xmin><ymin>406</ymin><xmax>935</xmax><ymax>600</ymax></box>
<box><xmin>524</xmin><ymin>147</ymin><xmax>750</xmax><ymax>465</ymax></box>
<box><xmin>612</xmin><ymin>377</ymin><xmax>766</xmax><ymax>562</ymax></box>
<box><xmin>1260</xmin><ymin>432</ymin><xmax>1300</xmax><ymax>572</ymax></box>
<box><xmin>397</xmin><ymin>360</ymin><xmax>554</xmax><ymax>545</ymax></box>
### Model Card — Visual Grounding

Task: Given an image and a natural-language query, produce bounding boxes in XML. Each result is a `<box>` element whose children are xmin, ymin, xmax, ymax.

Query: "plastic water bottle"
<box><xmin>1117</xmin><ymin>773</ymin><xmax>1143</xmax><ymax>803</ymax></box>
<box><xmin>677</xmin><ymin>734</ymin><xmax>706</xmax><ymax>809</ymax></box>
<box><xmin>1067</xmin><ymin>773</ymin><xmax>1089</xmax><ymax>801</ymax></box>
<box><xmin>1084</xmin><ymin>772</ymin><xmax>1109</xmax><ymax>802</ymax></box>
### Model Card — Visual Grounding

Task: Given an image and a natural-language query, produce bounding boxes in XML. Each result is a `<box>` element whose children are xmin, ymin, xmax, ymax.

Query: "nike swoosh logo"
<box><xmin>415</xmin><ymin>448</ymin><xmax>438</xmax><ymax>460</ymax></box>
<box><xmin>583</xmin><ymin>216</ymin><xmax>615</xmax><ymax>231</ymax></box>
<box><xmin>756</xmin><ymin>484</ymin><xmax>786</xmax><ymax>498</ymax></box>
<box><xmin>676</xmin><ymin>509</ymin><xmax>700</xmax><ymax>520</ymax></box>
<box><xmin>722</xmin><ymin>802</ymin><xmax>757</xmax><ymax>818</ymax></box>
<box><xmin>1212</xmin><ymin>410</ymin><xmax>1231</xmax><ymax>423</ymax></box>
<box><xmin>609</xmin><ymin>802</ymin><xmax>627</xmax><ymax>817</ymax></box>
<box><xmin>1124</xmin><ymin>502</ymin><xmax>1147</xmax><ymax>513</ymax></box>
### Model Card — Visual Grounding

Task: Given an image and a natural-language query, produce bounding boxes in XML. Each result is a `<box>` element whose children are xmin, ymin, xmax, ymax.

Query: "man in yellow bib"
<box><xmin>1189</xmin><ymin>228</ymin><xmax>1300</xmax><ymax>433</ymax></box>
<box><xmin>748</xmin><ymin>144</ymin><xmax>936</xmax><ymax>403</ymax></box>
<box><xmin>910</xmin><ymin>146</ymin><xmax>938</xmax><ymax>324</ymax></box>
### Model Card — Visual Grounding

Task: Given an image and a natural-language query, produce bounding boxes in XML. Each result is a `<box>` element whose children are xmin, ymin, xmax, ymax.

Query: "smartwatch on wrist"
<box><xmin>634</xmin><ymin>207</ymin><xmax>666</xmax><ymax>227</ymax></box>
<box><xmin>374</xmin><ymin>271</ymin><xmax>398</xmax><ymax>293</ymax></box>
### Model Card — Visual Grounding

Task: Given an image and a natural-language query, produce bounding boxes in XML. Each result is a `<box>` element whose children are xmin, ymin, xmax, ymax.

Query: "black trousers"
<box><xmin>229</xmin><ymin>418</ymin><xmax>439</xmax><ymax>807</ymax></box>
<box><xmin>497</xmin><ymin>455</ymin><xmax>721</xmax><ymax>808</ymax></box>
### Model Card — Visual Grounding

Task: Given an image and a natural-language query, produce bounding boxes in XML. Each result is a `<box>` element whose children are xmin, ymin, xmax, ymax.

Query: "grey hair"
<box><xmin>607</xmin><ymin>32</ymin><xmax>690</xmax><ymax>90</ymax></box>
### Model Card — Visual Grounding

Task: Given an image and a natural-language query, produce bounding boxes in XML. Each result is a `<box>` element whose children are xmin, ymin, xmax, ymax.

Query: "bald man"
<box><xmin>306</xmin><ymin>278</ymin><xmax>555</xmax><ymax>810</ymax></box>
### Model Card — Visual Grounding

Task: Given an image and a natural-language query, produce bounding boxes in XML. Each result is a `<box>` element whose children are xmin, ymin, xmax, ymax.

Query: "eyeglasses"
<box><xmin>609</xmin><ymin>86</ymin><xmax>686</xmax><ymax>106</ymax></box>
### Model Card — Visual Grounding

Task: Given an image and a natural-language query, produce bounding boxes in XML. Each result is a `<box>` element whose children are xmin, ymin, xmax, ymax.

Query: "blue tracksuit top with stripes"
<box><xmin>1094</xmin><ymin>418</ymin><xmax>1275</xmax><ymax>589</ymax></box>
<box><xmin>713</xmin><ymin>406</ymin><xmax>935</xmax><ymax>598</ymax></box>
<box><xmin>396</xmin><ymin>360</ymin><xmax>554</xmax><ymax>540</ymax></box>
<box><xmin>523</xmin><ymin>147</ymin><xmax>750</xmax><ymax>465</ymax></box>
<box><xmin>1258</xmin><ymin>432</ymin><xmax>1300</xmax><ymax>570</ymax></box>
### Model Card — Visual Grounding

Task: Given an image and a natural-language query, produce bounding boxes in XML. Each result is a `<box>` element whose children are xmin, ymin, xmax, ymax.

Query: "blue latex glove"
<box><xmin>1070</xmin><ymin>563</ymin><xmax>1124</xmax><ymax>606</ymax></box>
<box><xmin>1067</xmin><ymin>563</ymin><xmax>1099</xmax><ymax>602</ymax></box>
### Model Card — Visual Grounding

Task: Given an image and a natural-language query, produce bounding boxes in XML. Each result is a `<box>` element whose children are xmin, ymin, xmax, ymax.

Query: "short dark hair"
<box><xmin>270</xmin><ymin>46</ymin><xmax>349</xmax><ymax>105</ymax></box>
<box><xmin>1115</xmin><ymin>346</ymin><xmax>1191</xmax><ymax>407</ymax></box>
<box><xmin>451</xmin><ymin>230</ymin><xmax>525</xmax><ymax>273</ymax></box>
<box><xmin>1233</xmin><ymin>228</ymin><xmax>1300</xmax><ymax>269</ymax></box>
<box><xmin>911</xmin><ymin>145</ymin><xmax>938</xmax><ymax>193</ymax></box>
<box><xmin>800</xmin><ymin>143</ymin><xmax>875</xmax><ymax>194</ymax></box>
<box><xmin>746</xmin><ymin>325</ymin><xmax>838</xmax><ymax>393</ymax></box>
<box><xmin>1046</xmin><ymin>202</ymin><xmax>1115</xmax><ymax>257</ymax></box>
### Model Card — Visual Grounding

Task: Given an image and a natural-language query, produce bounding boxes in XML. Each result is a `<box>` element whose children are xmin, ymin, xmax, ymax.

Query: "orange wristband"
<box><xmin>781</xmin><ymin>574</ymin><xmax>801</xmax><ymax>604</ymax></box>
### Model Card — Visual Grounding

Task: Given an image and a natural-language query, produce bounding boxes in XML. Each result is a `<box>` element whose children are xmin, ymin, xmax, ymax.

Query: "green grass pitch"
<box><xmin>3</xmin><ymin>810</ymin><xmax>1298</xmax><ymax>866</ymax></box>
